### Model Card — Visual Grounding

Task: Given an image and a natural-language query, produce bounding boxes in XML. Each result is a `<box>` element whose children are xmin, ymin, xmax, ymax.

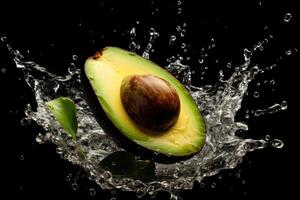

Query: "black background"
<box><xmin>1</xmin><ymin>0</ymin><xmax>298</xmax><ymax>199</ymax></box>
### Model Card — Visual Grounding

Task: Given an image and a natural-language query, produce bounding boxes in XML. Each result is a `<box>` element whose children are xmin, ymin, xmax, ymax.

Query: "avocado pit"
<box><xmin>120</xmin><ymin>75</ymin><xmax>180</xmax><ymax>132</ymax></box>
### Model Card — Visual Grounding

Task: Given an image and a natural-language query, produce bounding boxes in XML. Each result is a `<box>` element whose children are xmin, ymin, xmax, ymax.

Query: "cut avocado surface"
<box><xmin>84</xmin><ymin>47</ymin><xmax>206</xmax><ymax>157</ymax></box>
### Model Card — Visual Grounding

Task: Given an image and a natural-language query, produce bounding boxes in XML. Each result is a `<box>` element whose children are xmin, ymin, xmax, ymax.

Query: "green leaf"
<box><xmin>99</xmin><ymin>151</ymin><xmax>156</xmax><ymax>182</ymax></box>
<box><xmin>46</xmin><ymin>97</ymin><xmax>77</xmax><ymax>140</ymax></box>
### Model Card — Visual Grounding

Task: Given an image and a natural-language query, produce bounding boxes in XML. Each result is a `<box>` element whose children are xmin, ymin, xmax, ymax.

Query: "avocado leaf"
<box><xmin>46</xmin><ymin>97</ymin><xmax>77</xmax><ymax>140</ymax></box>
<box><xmin>99</xmin><ymin>151</ymin><xmax>156</xmax><ymax>182</ymax></box>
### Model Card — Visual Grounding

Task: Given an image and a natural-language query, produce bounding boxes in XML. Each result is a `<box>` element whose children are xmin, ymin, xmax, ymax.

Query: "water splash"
<box><xmin>5</xmin><ymin>33</ymin><xmax>287</xmax><ymax>198</ymax></box>
<box><xmin>254</xmin><ymin>101</ymin><xmax>288</xmax><ymax>117</ymax></box>
<box><xmin>128</xmin><ymin>27</ymin><xmax>140</xmax><ymax>52</ymax></box>
<box><xmin>142</xmin><ymin>27</ymin><xmax>160</xmax><ymax>59</ymax></box>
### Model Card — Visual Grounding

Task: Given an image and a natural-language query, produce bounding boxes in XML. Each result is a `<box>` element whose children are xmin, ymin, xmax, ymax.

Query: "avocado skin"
<box><xmin>81</xmin><ymin>60</ymin><xmax>195</xmax><ymax>164</ymax></box>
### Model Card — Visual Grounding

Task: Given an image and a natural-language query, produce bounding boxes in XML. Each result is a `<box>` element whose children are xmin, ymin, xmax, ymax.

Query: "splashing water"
<box><xmin>4</xmin><ymin>30</ymin><xmax>286</xmax><ymax>198</ymax></box>
<box><xmin>142</xmin><ymin>27</ymin><xmax>160</xmax><ymax>59</ymax></box>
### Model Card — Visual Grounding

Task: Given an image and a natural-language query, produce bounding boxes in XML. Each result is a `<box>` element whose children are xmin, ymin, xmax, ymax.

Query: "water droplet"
<box><xmin>35</xmin><ymin>133</ymin><xmax>45</xmax><ymax>144</ymax></box>
<box><xmin>72</xmin><ymin>55</ymin><xmax>78</xmax><ymax>61</ymax></box>
<box><xmin>89</xmin><ymin>188</ymin><xmax>96</xmax><ymax>196</ymax></box>
<box><xmin>253</xmin><ymin>91</ymin><xmax>260</xmax><ymax>98</ymax></box>
<box><xmin>211</xmin><ymin>182</ymin><xmax>216</xmax><ymax>188</ymax></box>
<box><xmin>177</xmin><ymin>8</ymin><xmax>182</xmax><ymax>14</ymax></box>
<box><xmin>210</xmin><ymin>38</ymin><xmax>215</xmax><ymax>44</ymax></box>
<box><xmin>269</xmin><ymin>79</ymin><xmax>275</xmax><ymax>85</ymax></box>
<box><xmin>263</xmin><ymin>39</ymin><xmax>269</xmax><ymax>45</ymax></box>
<box><xmin>149</xmin><ymin>28</ymin><xmax>159</xmax><ymax>38</ymax></box>
<box><xmin>235</xmin><ymin>172</ymin><xmax>241</xmax><ymax>178</ymax></box>
<box><xmin>258</xmin><ymin>1</ymin><xmax>262</xmax><ymax>6</ymax></box>
<box><xmin>198</xmin><ymin>59</ymin><xmax>204</xmax><ymax>64</ymax></box>
<box><xmin>259</xmin><ymin>45</ymin><xmax>264</xmax><ymax>51</ymax></box>
<box><xmin>169</xmin><ymin>35</ymin><xmax>176</xmax><ymax>45</ymax></box>
<box><xmin>129</xmin><ymin>42</ymin><xmax>137</xmax><ymax>50</ymax></box>
<box><xmin>267</xmin><ymin>64</ymin><xmax>276</xmax><ymax>71</ymax></box>
<box><xmin>111</xmin><ymin>190</ymin><xmax>117</xmax><ymax>195</ymax></box>
<box><xmin>284</xmin><ymin>13</ymin><xmax>292</xmax><ymax>22</ymax></box>
<box><xmin>1</xmin><ymin>36</ymin><xmax>7</xmax><ymax>42</ymax></box>
<box><xmin>221</xmin><ymin>111</ymin><xmax>234</xmax><ymax>125</ymax></box>
<box><xmin>271</xmin><ymin>139</ymin><xmax>284</xmax><ymax>149</ymax></box>
<box><xmin>265</xmin><ymin>135</ymin><xmax>271</xmax><ymax>141</ymax></box>
<box><xmin>168</xmin><ymin>56</ymin><xmax>176</xmax><ymax>63</ymax></box>
<box><xmin>285</xmin><ymin>49</ymin><xmax>292</xmax><ymax>55</ymax></box>
<box><xmin>199</xmin><ymin>182</ymin><xmax>205</xmax><ymax>188</ymax></box>
<box><xmin>280</xmin><ymin>101</ymin><xmax>288</xmax><ymax>110</ymax></box>
<box><xmin>129</xmin><ymin>27</ymin><xmax>136</xmax><ymax>37</ymax></box>
<box><xmin>56</xmin><ymin>147</ymin><xmax>63</xmax><ymax>155</ymax></box>
<box><xmin>269</xmin><ymin>34</ymin><xmax>274</xmax><ymax>39</ymax></box>
<box><xmin>1</xmin><ymin>68</ymin><xmax>6</xmax><ymax>74</ymax></box>
<box><xmin>19</xmin><ymin>154</ymin><xmax>24</xmax><ymax>161</ymax></box>
<box><xmin>71</xmin><ymin>182</ymin><xmax>79</xmax><ymax>191</ymax></box>
<box><xmin>180</xmin><ymin>29</ymin><xmax>186</xmax><ymax>37</ymax></box>
<box><xmin>226</xmin><ymin>62</ymin><xmax>232</xmax><ymax>68</ymax></box>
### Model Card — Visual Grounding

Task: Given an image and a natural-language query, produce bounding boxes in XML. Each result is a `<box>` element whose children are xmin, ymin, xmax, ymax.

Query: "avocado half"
<box><xmin>82</xmin><ymin>47</ymin><xmax>206</xmax><ymax>162</ymax></box>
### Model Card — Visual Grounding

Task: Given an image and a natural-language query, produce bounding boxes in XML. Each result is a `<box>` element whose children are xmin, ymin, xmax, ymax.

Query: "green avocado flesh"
<box><xmin>84</xmin><ymin>47</ymin><xmax>206</xmax><ymax>157</ymax></box>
